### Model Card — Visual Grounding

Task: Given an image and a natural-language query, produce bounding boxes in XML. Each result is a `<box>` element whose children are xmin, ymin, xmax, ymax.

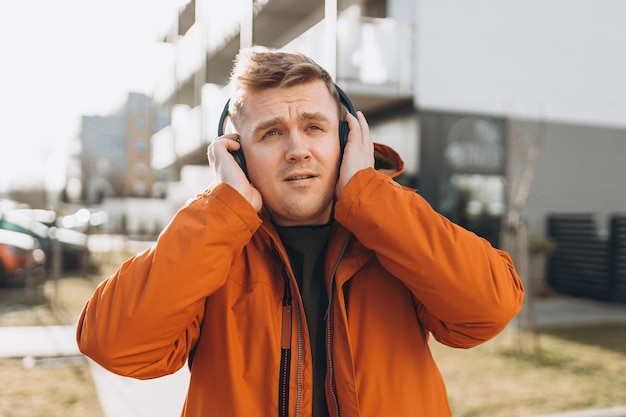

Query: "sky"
<box><xmin>0</xmin><ymin>0</ymin><xmax>186</xmax><ymax>194</ymax></box>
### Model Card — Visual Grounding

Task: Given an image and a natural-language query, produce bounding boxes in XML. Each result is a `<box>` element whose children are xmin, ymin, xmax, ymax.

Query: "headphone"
<box><xmin>217</xmin><ymin>84</ymin><xmax>357</xmax><ymax>175</ymax></box>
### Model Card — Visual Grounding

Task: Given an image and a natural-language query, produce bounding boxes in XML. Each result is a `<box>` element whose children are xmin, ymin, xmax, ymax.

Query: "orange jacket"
<box><xmin>77</xmin><ymin>144</ymin><xmax>524</xmax><ymax>417</ymax></box>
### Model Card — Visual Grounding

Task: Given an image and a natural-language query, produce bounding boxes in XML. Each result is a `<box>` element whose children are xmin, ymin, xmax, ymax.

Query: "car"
<box><xmin>0</xmin><ymin>210</ymin><xmax>89</xmax><ymax>273</ymax></box>
<box><xmin>0</xmin><ymin>229</ymin><xmax>46</xmax><ymax>286</ymax></box>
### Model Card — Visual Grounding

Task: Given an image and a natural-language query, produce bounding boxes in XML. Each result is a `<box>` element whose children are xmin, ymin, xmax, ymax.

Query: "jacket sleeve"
<box><xmin>76</xmin><ymin>182</ymin><xmax>262</xmax><ymax>378</ymax></box>
<box><xmin>334</xmin><ymin>168</ymin><xmax>524</xmax><ymax>348</ymax></box>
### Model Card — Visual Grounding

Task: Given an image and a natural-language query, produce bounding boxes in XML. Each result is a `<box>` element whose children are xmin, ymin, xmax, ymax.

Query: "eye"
<box><xmin>307</xmin><ymin>124</ymin><xmax>323</xmax><ymax>132</ymax></box>
<box><xmin>262</xmin><ymin>129</ymin><xmax>280</xmax><ymax>139</ymax></box>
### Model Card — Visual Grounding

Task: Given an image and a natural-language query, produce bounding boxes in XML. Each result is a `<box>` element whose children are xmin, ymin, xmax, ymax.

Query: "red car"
<box><xmin>0</xmin><ymin>229</ymin><xmax>46</xmax><ymax>286</ymax></box>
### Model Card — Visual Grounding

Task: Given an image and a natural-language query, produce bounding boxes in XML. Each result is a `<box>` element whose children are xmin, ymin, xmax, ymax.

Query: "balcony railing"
<box><xmin>284</xmin><ymin>13</ymin><xmax>412</xmax><ymax>96</ymax></box>
<box><xmin>153</xmin><ymin>8</ymin><xmax>413</xmax><ymax>171</ymax></box>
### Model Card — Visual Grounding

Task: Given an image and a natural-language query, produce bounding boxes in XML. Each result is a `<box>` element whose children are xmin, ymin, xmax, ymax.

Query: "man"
<box><xmin>77</xmin><ymin>48</ymin><xmax>524</xmax><ymax>417</ymax></box>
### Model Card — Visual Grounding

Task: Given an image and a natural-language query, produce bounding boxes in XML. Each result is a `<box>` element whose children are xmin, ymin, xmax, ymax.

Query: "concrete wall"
<box><xmin>411</xmin><ymin>0</ymin><xmax>626</xmax><ymax>241</ymax></box>
<box><xmin>370</xmin><ymin>112</ymin><xmax>420</xmax><ymax>176</ymax></box>
<box><xmin>415</xmin><ymin>0</ymin><xmax>626</xmax><ymax>129</ymax></box>
<box><xmin>101</xmin><ymin>198</ymin><xmax>176</xmax><ymax>237</ymax></box>
<box><xmin>521</xmin><ymin>121</ymin><xmax>626</xmax><ymax>237</ymax></box>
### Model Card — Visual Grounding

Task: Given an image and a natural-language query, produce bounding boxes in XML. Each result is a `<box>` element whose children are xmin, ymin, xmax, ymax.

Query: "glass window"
<box><xmin>98</xmin><ymin>135</ymin><xmax>110</xmax><ymax>151</ymax></box>
<box><xmin>136</xmin><ymin>138</ymin><xmax>148</xmax><ymax>153</ymax></box>
<box><xmin>363</xmin><ymin>0</ymin><xmax>386</xmax><ymax>18</ymax></box>
<box><xmin>136</xmin><ymin>117</ymin><xmax>147</xmax><ymax>130</ymax></box>
<box><xmin>440</xmin><ymin>174</ymin><xmax>505</xmax><ymax>247</ymax></box>
<box><xmin>135</xmin><ymin>162</ymin><xmax>148</xmax><ymax>177</ymax></box>
<box><xmin>134</xmin><ymin>181</ymin><xmax>148</xmax><ymax>196</ymax></box>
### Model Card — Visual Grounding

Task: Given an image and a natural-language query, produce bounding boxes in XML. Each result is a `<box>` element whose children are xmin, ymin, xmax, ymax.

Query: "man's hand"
<box><xmin>207</xmin><ymin>134</ymin><xmax>263</xmax><ymax>212</ymax></box>
<box><xmin>336</xmin><ymin>111</ymin><xmax>375</xmax><ymax>196</ymax></box>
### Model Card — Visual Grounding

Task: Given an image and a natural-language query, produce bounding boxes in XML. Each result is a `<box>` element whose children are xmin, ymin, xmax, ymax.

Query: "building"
<box><xmin>149</xmin><ymin>0</ymin><xmax>626</xmax><ymax>292</ymax></box>
<box><xmin>79</xmin><ymin>92</ymin><xmax>170</xmax><ymax>204</ymax></box>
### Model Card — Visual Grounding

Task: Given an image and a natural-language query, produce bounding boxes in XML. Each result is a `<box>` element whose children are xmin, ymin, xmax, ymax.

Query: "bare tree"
<box><xmin>501</xmin><ymin>113</ymin><xmax>546</xmax><ymax>353</ymax></box>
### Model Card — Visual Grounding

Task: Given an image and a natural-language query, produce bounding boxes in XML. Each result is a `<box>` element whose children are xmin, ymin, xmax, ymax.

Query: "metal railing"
<box><xmin>547</xmin><ymin>213</ymin><xmax>626</xmax><ymax>303</ymax></box>
<box><xmin>284</xmin><ymin>13</ymin><xmax>413</xmax><ymax>95</ymax></box>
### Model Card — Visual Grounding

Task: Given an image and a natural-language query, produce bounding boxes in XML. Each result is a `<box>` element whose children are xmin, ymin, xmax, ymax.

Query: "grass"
<box><xmin>0</xmin><ymin>276</ymin><xmax>106</xmax><ymax>417</ymax></box>
<box><xmin>0</xmin><ymin>354</ymin><xmax>103</xmax><ymax>417</ymax></box>
<box><xmin>1</xmin><ymin>251</ymin><xmax>625</xmax><ymax>417</ymax></box>
<box><xmin>0</xmin><ymin>251</ymin><xmax>131</xmax><ymax>417</ymax></box>
<box><xmin>431</xmin><ymin>324</ymin><xmax>626</xmax><ymax>416</ymax></box>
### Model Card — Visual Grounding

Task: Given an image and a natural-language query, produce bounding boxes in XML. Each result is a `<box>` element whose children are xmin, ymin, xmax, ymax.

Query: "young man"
<box><xmin>77</xmin><ymin>48</ymin><xmax>524</xmax><ymax>417</ymax></box>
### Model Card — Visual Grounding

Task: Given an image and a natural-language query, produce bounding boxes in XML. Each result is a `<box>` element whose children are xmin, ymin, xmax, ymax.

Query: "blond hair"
<box><xmin>228</xmin><ymin>48</ymin><xmax>340</xmax><ymax>126</ymax></box>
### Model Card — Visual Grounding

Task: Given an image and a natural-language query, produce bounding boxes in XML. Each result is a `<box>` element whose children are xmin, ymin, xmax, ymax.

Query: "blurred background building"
<box><xmin>143</xmin><ymin>0</ymin><xmax>626</xmax><ymax>301</ymax></box>
<box><xmin>3</xmin><ymin>0</ymin><xmax>623</xmax><ymax>301</ymax></box>
<box><xmin>80</xmin><ymin>93</ymin><xmax>170</xmax><ymax>204</ymax></box>
<box><xmin>145</xmin><ymin>0</ymin><xmax>625</xmax><ymax>239</ymax></box>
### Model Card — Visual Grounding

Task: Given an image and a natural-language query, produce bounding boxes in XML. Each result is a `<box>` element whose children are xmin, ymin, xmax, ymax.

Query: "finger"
<box><xmin>207</xmin><ymin>134</ymin><xmax>240</xmax><ymax>166</ymax></box>
<box><xmin>345</xmin><ymin>113</ymin><xmax>362</xmax><ymax>143</ymax></box>
<box><xmin>217</xmin><ymin>133</ymin><xmax>241</xmax><ymax>149</ymax></box>
<box><xmin>356</xmin><ymin>111</ymin><xmax>371</xmax><ymax>142</ymax></box>
<box><xmin>347</xmin><ymin>111</ymin><xmax>372</xmax><ymax>146</ymax></box>
<box><xmin>212</xmin><ymin>134</ymin><xmax>240</xmax><ymax>154</ymax></box>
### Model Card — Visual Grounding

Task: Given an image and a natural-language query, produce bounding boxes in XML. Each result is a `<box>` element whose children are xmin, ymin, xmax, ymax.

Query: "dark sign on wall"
<box><xmin>419</xmin><ymin>111</ymin><xmax>507</xmax><ymax>205</ymax></box>
<box><xmin>418</xmin><ymin>111</ymin><xmax>508</xmax><ymax>247</ymax></box>
<box><xmin>444</xmin><ymin>116</ymin><xmax>505</xmax><ymax>174</ymax></box>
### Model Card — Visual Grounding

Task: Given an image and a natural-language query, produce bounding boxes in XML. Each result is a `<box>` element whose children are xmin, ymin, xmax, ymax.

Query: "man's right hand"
<box><xmin>207</xmin><ymin>134</ymin><xmax>263</xmax><ymax>212</ymax></box>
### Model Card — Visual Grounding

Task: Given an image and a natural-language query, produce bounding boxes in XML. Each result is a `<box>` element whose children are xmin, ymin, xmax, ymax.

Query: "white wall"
<box><xmin>370</xmin><ymin>114</ymin><xmax>420</xmax><ymax>175</ymax></box>
<box><xmin>521</xmin><ymin>122</ymin><xmax>626</xmax><ymax>237</ymax></box>
<box><xmin>416</xmin><ymin>0</ymin><xmax>626</xmax><ymax>128</ymax></box>
<box><xmin>102</xmin><ymin>198</ymin><xmax>177</xmax><ymax>236</ymax></box>
<box><xmin>98</xmin><ymin>166</ymin><xmax>214</xmax><ymax>237</ymax></box>
<box><xmin>166</xmin><ymin>165</ymin><xmax>216</xmax><ymax>209</ymax></box>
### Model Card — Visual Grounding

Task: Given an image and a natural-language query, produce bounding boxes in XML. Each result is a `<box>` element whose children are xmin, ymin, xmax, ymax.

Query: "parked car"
<box><xmin>11</xmin><ymin>208</ymin><xmax>58</xmax><ymax>227</ymax></box>
<box><xmin>0</xmin><ymin>229</ymin><xmax>46</xmax><ymax>286</ymax></box>
<box><xmin>0</xmin><ymin>210</ymin><xmax>89</xmax><ymax>272</ymax></box>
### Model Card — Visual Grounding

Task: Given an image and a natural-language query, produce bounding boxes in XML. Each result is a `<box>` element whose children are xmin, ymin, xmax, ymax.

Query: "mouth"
<box><xmin>286</xmin><ymin>174</ymin><xmax>315</xmax><ymax>181</ymax></box>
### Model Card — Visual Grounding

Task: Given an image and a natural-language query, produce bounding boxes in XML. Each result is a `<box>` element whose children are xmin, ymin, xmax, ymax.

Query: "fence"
<box><xmin>547</xmin><ymin>213</ymin><xmax>626</xmax><ymax>304</ymax></box>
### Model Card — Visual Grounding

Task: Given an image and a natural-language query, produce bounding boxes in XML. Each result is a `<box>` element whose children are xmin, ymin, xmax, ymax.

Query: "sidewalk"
<box><xmin>0</xmin><ymin>324</ymin><xmax>190</xmax><ymax>417</ymax></box>
<box><xmin>1</xmin><ymin>295</ymin><xmax>625</xmax><ymax>417</ymax></box>
<box><xmin>0</xmin><ymin>325</ymin><xmax>79</xmax><ymax>357</ymax></box>
<box><xmin>518</xmin><ymin>294</ymin><xmax>626</xmax><ymax>327</ymax></box>
<box><xmin>529</xmin><ymin>407</ymin><xmax>626</xmax><ymax>417</ymax></box>
<box><xmin>88</xmin><ymin>360</ymin><xmax>189</xmax><ymax>417</ymax></box>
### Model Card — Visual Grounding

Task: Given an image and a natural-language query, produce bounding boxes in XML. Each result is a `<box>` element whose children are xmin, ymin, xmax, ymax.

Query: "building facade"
<box><xmin>150</xmin><ymin>0</ymin><xmax>626</xmax><ymax>252</ymax></box>
<box><xmin>80</xmin><ymin>92</ymin><xmax>170</xmax><ymax>204</ymax></box>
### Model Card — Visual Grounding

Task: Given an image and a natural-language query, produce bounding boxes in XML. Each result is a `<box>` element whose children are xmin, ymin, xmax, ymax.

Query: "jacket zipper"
<box><xmin>294</xmin><ymin>299</ymin><xmax>304</xmax><ymax>417</ymax></box>
<box><xmin>272</xmin><ymin>242</ymin><xmax>304</xmax><ymax>417</ymax></box>
<box><xmin>326</xmin><ymin>234</ymin><xmax>352</xmax><ymax>417</ymax></box>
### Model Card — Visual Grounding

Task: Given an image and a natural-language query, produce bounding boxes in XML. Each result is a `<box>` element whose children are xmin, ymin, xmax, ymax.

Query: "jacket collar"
<box><xmin>373</xmin><ymin>142</ymin><xmax>404</xmax><ymax>178</ymax></box>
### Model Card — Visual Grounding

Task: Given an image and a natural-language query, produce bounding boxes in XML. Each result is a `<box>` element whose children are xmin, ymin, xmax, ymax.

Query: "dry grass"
<box><xmin>0</xmin><ymin>251</ymin><xmax>131</xmax><ymax>417</ymax></box>
<box><xmin>0</xmin><ymin>355</ymin><xmax>104</xmax><ymax>417</ymax></box>
<box><xmin>431</xmin><ymin>324</ymin><xmax>626</xmax><ymax>417</ymax></box>
<box><xmin>0</xmin><ymin>276</ymin><xmax>106</xmax><ymax>417</ymax></box>
<box><xmin>1</xmin><ymin>250</ymin><xmax>625</xmax><ymax>417</ymax></box>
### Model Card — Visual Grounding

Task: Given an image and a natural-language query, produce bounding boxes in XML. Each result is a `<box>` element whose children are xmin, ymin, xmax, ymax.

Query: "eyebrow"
<box><xmin>252</xmin><ymin>112</ymin><xmax>331</xmax><ymax>136</ymax></box>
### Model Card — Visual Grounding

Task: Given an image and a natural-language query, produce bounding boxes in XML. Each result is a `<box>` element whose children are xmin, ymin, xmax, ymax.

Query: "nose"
<box><xmin>285</xmin><ymin>131</ymin><xmax>312</xmax><ymax>163</ymax></box>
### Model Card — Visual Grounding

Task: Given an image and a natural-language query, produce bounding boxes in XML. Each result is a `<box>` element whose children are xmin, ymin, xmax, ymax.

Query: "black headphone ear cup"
<box><xmin>230</xmin><ymin>149</ymin><xmax>247</xmax><ymax>175</ymax></box>
<box><xmin>338</xmin><ymin>120</ymin><xmax>349</xmax><ymax>153</ymax></box>
<box><xmin>218</xmin><ymin>99</ymin><xmax>248</xmax><ymax>176</ymax></box>
<box><xmin>335</xmin><ymin>84</ymin><xmax>356</xmax><ymax>156</ymax></box>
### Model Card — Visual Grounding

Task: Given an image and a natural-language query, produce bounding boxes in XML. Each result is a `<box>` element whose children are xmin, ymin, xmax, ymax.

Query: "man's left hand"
<box><xmin>336</xmin><ymin>111</ymin><xmax>375</xmax><ymax>196</ymax></box>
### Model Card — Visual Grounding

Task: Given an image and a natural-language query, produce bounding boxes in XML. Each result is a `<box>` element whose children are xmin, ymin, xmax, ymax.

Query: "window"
<box><xmin>134</xmin><ymin>181</ymin><xmax>148</xmax><ymax>197</ymax></box>
<box><xmin>135</xmin><ymin>138</ymin><xmax>148</xmax><ymax>153</ymax></box>
<box><xmin>440</xmin><ymin>174</ymin><xmax>505</xmax><ymax>247</ymax></box>
<box><xmin>363</xmin><ymin>0</ymin><xmax>386</xmax><ymax>18</ymax></box>
<box><xmin>136</xmin><ymin>117</ymin><xmax>147</xmax><ymax>130</ymax></box>
<box><xmin>98</xmin><ymin>136</ymin><xmax>111</xmax><ymax>151</ymax></box>
<box><xmin>135</xmin><ymin>162</ymin><xmax>148</xmax><ymax>177</ymax></box>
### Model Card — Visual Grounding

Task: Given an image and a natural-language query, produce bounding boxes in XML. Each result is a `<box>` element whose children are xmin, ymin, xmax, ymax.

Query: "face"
<box><xmin>237</xmin><ymin>80</ymin><xmax>341</xmax><ymax>226</ymax></box>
